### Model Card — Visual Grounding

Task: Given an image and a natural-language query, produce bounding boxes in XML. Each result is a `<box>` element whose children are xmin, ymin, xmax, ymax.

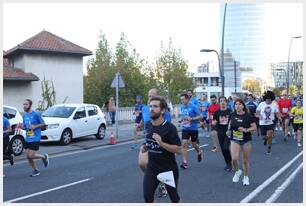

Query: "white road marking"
<box><xmin>240</xmin><ymin>151</ymin><xmax>303</xmax><ymax>203</ymax></box>
<box><xmin>5</xmin><ymin>178</ymin><xmax>93</xmax><ymax>203</ymax></box>
<box><xmin>187</xmin><ymin>144</ymin><xmax>209</xmax><ymax>152</ymax></box>
<box><xmin>265</xmin><ymin>163</ymin><xmax>303</xmax><ymax>203</ymax></box>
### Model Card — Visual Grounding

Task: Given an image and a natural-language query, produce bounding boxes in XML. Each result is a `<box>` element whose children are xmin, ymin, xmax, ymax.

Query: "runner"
<box><xmin>143</xmin><ymin>96</ymin><xmax>182</xmax><ymax>203</ymax></box>
<box><xmin>290</xmin><ymin>99</ymin><xmax>303</xmax><ymax>147</ymax></box>
<box><xmin>256</xmin><ymin>91</ymin><xmax>280</xmax><ymax>155</ymax></box>
<box><xmin>246</xmin><ymin>94</ymin><xmax>260</xmax><ymax>136</ymax></box>
<box><xmin>199</xmin><ymin>95</ymin><xmax>210</xmax><ymax>137</ymax></box>
<box><xmin>131</xmin><ymin>95</ymin><xmax>144</xmax><ymax>149</ymax></box>
<box><xmin>227</xmin><ymin>99</ymin><xmax>257</xmax><ymax>186</ymax></box>
<box><xmin>16</xmin><ymin>99</ymin><xmax>49</xmax><ymax>176</ymax></box>
<box><xmin>187</xmin><ymin>90</ymin><xmax>200</xmax><ymax>107</ymax></box>
<box><xmin>179</xmin><ymin>93</ymin><xmax>203</xmax><ymax>169</ymax></box>
<box><xmin>3</xmin><ymin>115</ymin><xmax>14</xmax><ymax>166</ymax></box>
<box><xmin>212</xmin><ymin>96</ymin><xmax>232</xmax><ymax>171</ymax></box>
<box><xmin>138</xmin><ymin>88</ymin><xmax>171</xmax><ymax>197</ymax></box>
<box><xmin>207</xmin><ymin>95</ymin><xmax>220</xmax><ymax>152</ymax></box>
<box><xmin>278</xmin><ymin>92</ymin><xmax>292</xmax><ymax>142</ymax></box>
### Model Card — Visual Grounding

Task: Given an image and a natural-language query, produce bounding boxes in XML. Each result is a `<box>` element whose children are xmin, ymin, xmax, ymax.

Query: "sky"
<box><xmin>2</xmin><ymin>3</ymin><xmax>303</xmax><ymax>76</ymax></box>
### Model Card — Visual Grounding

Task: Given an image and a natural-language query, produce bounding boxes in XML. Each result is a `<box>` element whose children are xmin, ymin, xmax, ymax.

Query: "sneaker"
<box><xmin>243</xmin><ymin>176</ymin><xmax>250</xmax><ymax>186</ymax></box>
<box><xmin>267</xmin><ymin>147</ymin><xmax>272</xmax><ymax>155</ymax></box>
<box><xmin>298</xmin><ymin>143</ymin><xmax>302</xmax><ymax>147</ymax></box>
<box><xmin>42</xmin><ymin>154</ymin><xmax>49</xmax><ymax>168</ymax></box>
<box><xmin>158</xmin><ymin>183</ymin><xmax>167</xmax><ymax>197</ymax></box>
<box><xmin>232</xmin><ymin>169</ymin><xmax>242</xmax><ymax>183</ymax></box>
<box><xmin>180</xmin><ymin>161</ymin><xmax>188</xmax><ymax>169</ymax></box>
<box><xmin>9</xmin><ymin>154</ymin><xmax>14</xmax><ymax>166</ymax></box>
<box><xmin>30</xmin><ymin>169</ymin><xmax>40</xmax><ymax>177</ymax></box>
<box><xmin>211</xmin><ymin>146</ymin><xmax>217</xmax><ymax>152</ymax></box>
<box><xmin>197</xmin><ymin>150</ymin><xmax>203</xmax><ymax>162</ymax></box>
<box><xmin>224</xmin><ymin>164</ymin><xmax>232</xmax><ymax>172</ymax></box>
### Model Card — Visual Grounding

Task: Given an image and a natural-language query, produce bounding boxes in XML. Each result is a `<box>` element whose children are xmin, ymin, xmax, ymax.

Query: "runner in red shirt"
<box><xmin>278</xmin><ymin>92</ymin><xmax>292</xmax><ymax>142</ymax></box>
<box><xmin>207</xmin><ymin>95</ymin><xmax>220</xmax><ymax>152</ymax></box>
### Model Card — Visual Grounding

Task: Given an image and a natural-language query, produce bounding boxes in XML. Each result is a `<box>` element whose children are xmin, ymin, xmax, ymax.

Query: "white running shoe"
<box><xmin>243</xmin><ymin>176</ymin><xmax>250</xmax><ymax>186</ymax></box>
<box><xmin>298</xmin><ymin>143</ymin><xmax>302</xmax><ymax>147</ymax></box>
<box><xmin>232</xmin><ymin>169</ymin><xmax>242</xmax><ymax>183</ymax></box>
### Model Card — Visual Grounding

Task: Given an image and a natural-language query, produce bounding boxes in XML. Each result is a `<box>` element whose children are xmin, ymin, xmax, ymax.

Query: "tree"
<box><xmin>154</xmin><ymin>38</ymin><xmax>194</xmax><ymax>104</ymax></box>
<box><xmin>242</xmin><ymin>78</ymin><xmax>263</xmax><ymax>96</ymax></box>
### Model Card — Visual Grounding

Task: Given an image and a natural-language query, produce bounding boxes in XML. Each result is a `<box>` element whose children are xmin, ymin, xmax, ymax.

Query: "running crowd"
<box><xmin>131</xmin><ymin>89</ymin><xmax>303</xmax><ymax>203</ymax></box>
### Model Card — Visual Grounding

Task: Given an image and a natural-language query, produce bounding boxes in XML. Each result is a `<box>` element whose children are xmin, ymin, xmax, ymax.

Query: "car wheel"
<box><xmin>60</xmin><ymin>129</ymin><xmax>72</xmax><ymax>145</ymax></box>
<box><xmin>9</xmin><ymin>136</ymin><xmax>24</xmax><ymax>156</ymax></box>
<box><xmin>96</xmin><ymin>124</ymin><xmax>106</xmax><ymax>140</ymax></box>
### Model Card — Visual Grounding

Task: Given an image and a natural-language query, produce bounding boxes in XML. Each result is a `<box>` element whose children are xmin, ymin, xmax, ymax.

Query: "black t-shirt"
<box><xmin>145</xmin><ymin>120</ymin><xmax>181</xmax><ymax>171</ymax></box>
<box><xmin>213</xmin><ymin>108</ymin><xmax>232</xmax><ymax>132</ymax></box>
<box><xmin>230</xmin><ymin>112</ymin><xmax>255</xmax><ymax>142</ymax></box>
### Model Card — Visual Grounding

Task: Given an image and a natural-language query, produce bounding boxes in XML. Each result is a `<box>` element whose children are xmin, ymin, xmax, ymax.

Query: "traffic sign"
<box><xmin>111</xmin><ymin>72</ymin><xmax>125</xmax><ymax>88</ymax></box>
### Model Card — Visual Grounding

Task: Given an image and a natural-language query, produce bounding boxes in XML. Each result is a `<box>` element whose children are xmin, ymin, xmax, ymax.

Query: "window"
<box><xmin>74</xmin><ymin>107</ymin><xmax>86</xmax><ymax>119</ymax></box>
<box><xmin>4</xmin><ymin>107</ymin><xmax>17</xmax><ymax>119</ymax></box>
<box><xmin>87</xmin><ymin>106</ymin><xmax>98</xmax><ymax>116</ymax></box>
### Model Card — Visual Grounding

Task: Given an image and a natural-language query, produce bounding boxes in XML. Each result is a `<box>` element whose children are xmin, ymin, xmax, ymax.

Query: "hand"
<box><xmin>186</xmin><ymin>116</ymin><xmax>192</xmax><ymax>121</ymax></box>
<box><xmin>238</xmin><ymin>127</ymin><xmax>246</xmax><ymax>132</ymax></box>
<box><xmin>152</xmin><ymin>133</ymin><xmax>163</xmax><ymax>146</ymax></box>
<box><xmin>141</xmin><ymin>145</ymin><xmax>148</xmax><ymax>153</ymax></box>
<box><xmin>31</xmin><ymin>125</ymin><xmax>36</xmax><ymax>130</ymax></box>
<box><xmin>226</xmin><ymin>130</ymin><xmax>231</xmax><ymax>137</ymax></box>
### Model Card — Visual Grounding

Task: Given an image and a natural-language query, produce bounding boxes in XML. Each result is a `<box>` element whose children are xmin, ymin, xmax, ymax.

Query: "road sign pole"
<box><xmin>115</xmin><ymin>72</ymin><xmax>119</xmax><ymax>140</ymax></box>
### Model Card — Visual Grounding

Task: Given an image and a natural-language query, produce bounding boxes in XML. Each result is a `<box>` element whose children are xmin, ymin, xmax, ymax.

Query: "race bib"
<box><xmin>183</xmin><ymin>118</ymin><xmax>191</xmax><ymax>127</ymax></box>
<box><xmin>26</xmin><ymin>130</ymin><xmax>34</xmax><ymax>137</ymax></box>
<box><xmin>233</xmin><ymin>130</ymin><xmax>243</xmax><ymax>141</ymax></box>
<box><xmin>282</xmin><ymin>108</ymin><xmax>288</xmax><ymax>113</ymax></box>
<box><xmin>219</xmin><ymin>116</ymin><xmax>229</xmax><ymax>125</ymax></box>
<box><xmin>295</xmin><ymin>115</ymin><xmax>302</xmax><ymax>120</ymax></box>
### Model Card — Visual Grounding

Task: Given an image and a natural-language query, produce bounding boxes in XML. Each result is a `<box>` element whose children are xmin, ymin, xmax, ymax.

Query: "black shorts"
<box><xmin>260</xmin><ymin>124</ymin><xmax>274</xmax><ymax>136</ymax></box>
<box><xmin>25</xmin><ymin>141</ymin><xmax>40</xmax><ymax>151</ymax></box>
<box><xmin>143</xmin><ymin>167</ymin><xmax>180</xmax><ymax>203</ymax></box>
<box><xmin>293</xmin><ymin>123</ymin><xmax>303</xmax><ymax>132</ymax></box>
<box><xmin>201</xmin><ymin>118</ymin><xmax>209</xmax><ymax>125</ymax></box>
<box><xmin>211</xmin><ymin>125</ymin><xmax>217</xmax><ymax>131</ymax></box>
<box><xmin>182</xmin><ymin>130</ymin><xmax>198</xmax><ymax>142</ymax></box>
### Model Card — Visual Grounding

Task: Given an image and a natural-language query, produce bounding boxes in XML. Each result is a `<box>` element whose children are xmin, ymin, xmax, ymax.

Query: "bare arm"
<box><xmin>160</xmin><ymin>142</ymin><xmax>182</xmax><ymax>154</ymax></box>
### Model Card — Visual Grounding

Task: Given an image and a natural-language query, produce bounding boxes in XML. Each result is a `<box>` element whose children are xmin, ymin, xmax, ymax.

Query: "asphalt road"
<box><xmin>3</xmin><ymin>129</ymin><xmax>303</xmax><ymax>203</ymax></box>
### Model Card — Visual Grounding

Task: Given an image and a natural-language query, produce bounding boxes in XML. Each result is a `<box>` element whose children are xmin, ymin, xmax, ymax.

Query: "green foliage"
<box><xmin>37</xmin><ymin>76</ymin><xmax>56</xmax><ymax>111</ymax></box>
<box><xmin>242</xmin><ymin>79</ymin><xmax>263</xmax><ymax>96</ymax></box>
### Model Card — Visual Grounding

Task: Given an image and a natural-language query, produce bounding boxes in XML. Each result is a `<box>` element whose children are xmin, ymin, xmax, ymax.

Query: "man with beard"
<box><xmin>17</xmin><ymin>99</ymin><xmax>49</xmax><ymax>176</ymax></box>
<box><xmin>143</xmin><ymin>96</ymin><xmax>182</xmax><ymax>203</ymax></box>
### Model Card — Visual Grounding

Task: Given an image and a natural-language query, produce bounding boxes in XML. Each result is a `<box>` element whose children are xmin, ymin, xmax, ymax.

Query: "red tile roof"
<box><xmin>3</xmin><ymin>65</ymin><xmax>39</xmax><ymax>81</ymax></box>
<box><xmin>4</xmin><ymin>30</ymin><xmax>92</xmax><ymax>58</ymax></box>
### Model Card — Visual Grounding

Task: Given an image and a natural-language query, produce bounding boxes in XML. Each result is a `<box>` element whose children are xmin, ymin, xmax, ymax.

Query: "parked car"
<box><xmin>41</xmin><ymin>104</ymin><xmax>107</xmax><ymax>145</ymax></box>
<box><xmin>3</xmin><ymin>105</ymin><xmax>26</xmax><ymax>156</ymax></box>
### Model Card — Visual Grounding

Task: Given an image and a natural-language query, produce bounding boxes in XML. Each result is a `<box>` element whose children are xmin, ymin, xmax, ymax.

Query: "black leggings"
<box><xmin>217</xmin><ymin>131</ymin><xmax>232</xmax><ymax>165</ymax></box>
<box><xmin>143</xmin><ymin>167</ymin><xmax>180</xmax><ymax>203</ymax></box>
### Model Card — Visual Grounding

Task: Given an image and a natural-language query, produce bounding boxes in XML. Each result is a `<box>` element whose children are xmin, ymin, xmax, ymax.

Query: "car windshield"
<box><xmin>42</xmin><ymin>106</ymin><xmax>76</xmax><ymax>118</ymax></box>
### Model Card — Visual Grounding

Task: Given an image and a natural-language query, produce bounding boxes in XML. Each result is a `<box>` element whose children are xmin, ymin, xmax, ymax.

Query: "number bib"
<box><xmin>282</xmin><ymin>108</ymin><xmax>288</xmax><ymax>113</ymax></box>
<box><xmin>233</xmin><ymin>130</ymin><xmax>243</xmax><ymax>141</ymax></box>
<box><xmin>26</xmin><ymin>130</ymin><xmax>34</xmax><ymax>137</ymax></box>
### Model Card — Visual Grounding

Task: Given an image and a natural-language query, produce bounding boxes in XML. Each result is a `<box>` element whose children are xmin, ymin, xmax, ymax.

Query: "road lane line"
<box><xmin>187</xmin><ymin>144</ymin><xmax>209</xmax><ymax>152</ymax></box>
<box><xmin>265</xmin><ymin>163</ymin><xmax>303</xmax><ymax>203</ymax></box>
<box><xmin>240</xmin><ymin>151</ymin><xmax>303</xmax><ymax>203</ymax></box>
<box><xmin>4</xmin><ymin>178</ymin><xmax>93</xmax><ymax>203</ymax></box>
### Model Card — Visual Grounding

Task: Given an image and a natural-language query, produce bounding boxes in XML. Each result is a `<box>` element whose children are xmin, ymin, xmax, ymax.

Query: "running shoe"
<box><xmin>232</xmin><ymin>169</ymin><xmax>242</xmax><ymax>183</ymax></box>
<box><xmin>243</xmin><ymin>176</ymin><xmax>250</xmax><ymax>186</ymax></box>
<box><xmin>298</xmin><ymin>143</ymin><xmax>302</xmax><ymax>147</ymax></box>
<box><xmin>197</xmin><ymin>150</ymin><xmax>203</xmax><ymax>162</ymax></box>
<box><xmin>158</xmin><ymin>183</ymin><xmax>168</xmax><ymax>197</ymax></box>
<box><xmin>42</xmin><ymin>154</ymin><xmax>49</xmax><ymax>168</ymax></box>
<box><xmin>266</xmin><ymin>147</ymin><xmax>272</xmax><ymax>155</ymax></box>
<box><xmin>180</xmin><ymin>161</ymin><xmax>188</xmax><ymax>169</ymax></box>
<box><xmin>30</xmin><ymin>169</ymin><xmax>40</xmax><ymax>177</ymax></box>
<box><xmin>224</xmin><ymin>164</ymin><xmax>232</xmax><ymax>172</ymax></box>
<box><xmin>9</xmin><ymin>154</ymin><xmax>14</xmax><ymax>166</ymax></box>
<box><xmin>211</xmin><ymin>146</ymin><xmax>217</xmax><ymax>152</ymax></box>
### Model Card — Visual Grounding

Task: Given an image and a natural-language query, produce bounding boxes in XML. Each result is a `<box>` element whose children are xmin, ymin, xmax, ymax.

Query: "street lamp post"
<box><xmin>287</xmin><ymin>36</ymin><xmax>302</xmax><ymax>94</ymax></box>
<box><xmin>200</xmin><ymin>49</ymin><xmax>224</xmax><ymax>96</ymax></box>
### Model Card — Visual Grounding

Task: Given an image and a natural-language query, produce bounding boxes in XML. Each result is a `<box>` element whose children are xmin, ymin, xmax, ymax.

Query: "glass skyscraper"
<box><xmin>220</xmin><ymin>3</ymin><xmax>265</xmax><ymax>79</ymax></box>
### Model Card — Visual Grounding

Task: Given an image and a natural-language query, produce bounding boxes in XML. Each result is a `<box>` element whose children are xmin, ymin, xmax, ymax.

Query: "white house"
<box><xmin>3</xmin><ymin>30</ymin><xmax>92</xmax><ymax>111</ymax></box>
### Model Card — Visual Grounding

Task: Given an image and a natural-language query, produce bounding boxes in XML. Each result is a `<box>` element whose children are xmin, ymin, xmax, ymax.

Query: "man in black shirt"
<box><xmin>212</xmin><ymin>96</ymin><xmax>232</xmax><ymax>172</ymax></box>
<box><xmin>143</xmin><ymin>96</ymin><xmax>182</xmax><ymax>203</ymax></box>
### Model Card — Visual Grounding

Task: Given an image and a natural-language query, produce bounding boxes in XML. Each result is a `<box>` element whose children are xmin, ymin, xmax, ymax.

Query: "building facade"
<box><xmin>3</xmin><ymin>30</ymin><xmax>92</xmax><ymax>111</ymax></box>
<box><xmin>271</xmin><ymin>61</ymin><xmax>303</xmax><ymax>88</ymax></box>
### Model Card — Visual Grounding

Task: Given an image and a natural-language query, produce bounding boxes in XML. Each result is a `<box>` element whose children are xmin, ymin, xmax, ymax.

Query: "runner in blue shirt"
<box><xmin>132</xmin><ymin>95</ymin><xmax>144</xmax><ymax>149</ymax></box>
<box><xmin>246</xmin><ymin>94</ymin><xmax>260</xmax><ymax>137</ymax></box>
<box><xmin>17</xmin><ymin>99</ymin><xmax>49</xmax><ymax>177</ymax></box>
<box><xmin>187</xmin><ymin>90</ymin><xmax>200</xmax><ymax>107</ymax></box>
<box><xmin>3</xmin><ymin>115</ymin><xmax>14</xmax><ymax>166</ymax></box>
<box><xmin>179</xmin><ymin>93</ymin><xmax>203</xmax><ymax>169</ymax></box>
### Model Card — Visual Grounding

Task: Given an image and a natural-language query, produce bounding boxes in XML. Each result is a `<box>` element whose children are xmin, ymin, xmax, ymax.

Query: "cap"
<box><xmin>136</xmin><ymin>95</ymin><xmax>142</xmax><ymax>99</ymax></box>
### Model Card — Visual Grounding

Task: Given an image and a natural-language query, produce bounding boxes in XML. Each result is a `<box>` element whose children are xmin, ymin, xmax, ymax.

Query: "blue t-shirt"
<box><xmin>142</xmin><ymin>105</ymin><xmax>172</xmax><ymax>128</ymax></box>
<box><xmin>190</xmin><ymin>97</ymin><xmax>200</xmax><ymax>107</ymax></box>
<box><xmin>3</xmin><ymin>116</ymin><xmax>10</xmax><ymax>135</ymax></box>
<box><xmin>246</xmin><ymin>101</ymin><xmax>258</xmax><ymax>116</ymax></box>
<box><xmin>228</xmin><ymin>101</ymin><xmax>235</xmax><ymax>111</ymax></box>
<box><xmin>199</xmin><ymin>101</ymin><xmax>210</xmax><ymax>118</ymax></box>
<box><xmin>23</xmin><ymin>111</ymin><xmax>45</xmax><ymax>143</ymax></box>
<box><xmin>181</xmin><ymin>103</ymin><xmax>201</xmax><ymax>131</ymax></box>
<box><xmin>134</xmin><ymin>103</ymin><xmax>144</xmax><ymax>123</ymax></box>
